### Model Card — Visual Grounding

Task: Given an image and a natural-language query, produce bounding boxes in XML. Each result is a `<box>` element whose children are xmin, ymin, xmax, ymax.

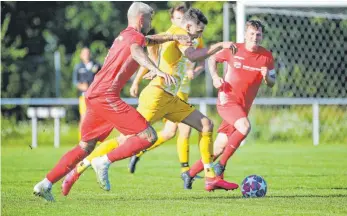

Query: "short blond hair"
<box><xmin>127</xmin><ymin>2</ymin><xmax>154</xmax><ymax>19</ymax></box>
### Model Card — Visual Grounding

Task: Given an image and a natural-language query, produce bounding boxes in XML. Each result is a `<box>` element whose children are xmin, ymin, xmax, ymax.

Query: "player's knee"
<box><xmin>162</xmin><ymin>130</ymin><xmax>176</xmax><ymax>140</ymax></box>
<box><xmin>138</xmin><ymin>125</ymin><xmax>158</xmax><ymax>144</ymax></box>
<box><xmin>235</xmin><ymin>118</ymin><xmax>251</xmax><ymax>135</ymax></box>
<box><xmin>201</xmin><ymin>117</ymin><xmax>214</xmax><ymax>132</ymax></box>
<box><xmin>79</xmin><ymin>140</ymin><xmax>97</xmax><ymax>153</ymax></box>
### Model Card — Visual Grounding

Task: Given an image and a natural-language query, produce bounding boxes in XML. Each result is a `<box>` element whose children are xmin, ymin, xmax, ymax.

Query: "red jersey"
<box><xmin>215</xmin><ymin>43</ymin><xmax>274</xmax><ymax>111</ymax></box>
<box><xmin>85</xmin><ymin>27</ymin><xmax>145</xmax><ymax>99</ymax></box>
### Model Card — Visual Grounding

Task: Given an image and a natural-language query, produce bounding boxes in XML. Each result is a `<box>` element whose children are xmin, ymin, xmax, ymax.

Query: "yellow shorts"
<box><xmin>176</xmin><ymin>91</ymin><xmax>189</xmax><ymax>102</ymax></box>
<box><xmin>79</xmin><ymin>96</ymin><xmax>87</xmax><ymax>116</ymax></box>
<box><xmin>137</xmin><ymin>85</ymin><xmax>195</xmax><ymax>124</ymax></box>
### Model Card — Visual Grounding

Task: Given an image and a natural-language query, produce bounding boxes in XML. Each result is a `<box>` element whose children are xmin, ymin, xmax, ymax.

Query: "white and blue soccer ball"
<box><xmin>241</xmin><ymin>174</ymin><xmax>267</xmax><ymax>198</ymax></box>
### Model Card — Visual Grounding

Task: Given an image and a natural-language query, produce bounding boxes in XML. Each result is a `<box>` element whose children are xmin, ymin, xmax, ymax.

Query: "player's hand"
<box><xmin>174</xmin><ymin>35</ymin><xmax>193</xmax><ymax>46</ymax></box>
<box><xmin>221</xmin><ymin>42</ymin><xmax>238</xmax><ymax>54</ymax></box>
<box><xmin>187</xmin><ymin>69</ymin><xmax>195</xmax><ymax>80</ymax></box>
<box><xmin>129</xmin><ymin>83</ymin><xmax>139</xmax><ymax>97</ymax></box>
<box><xmin>260</xmin><ymin>67</ymin><xmax>269</xmax><ymax>78</ymax></box>
<box><xmin>155</xmin><ymin>70</ymin><xmax>177</xmax><ymax>86</ymax></box>
<box><xmin>212</xmin><ymin>76</ymin><xmax>224</xmax><ymax>89</ymax></box>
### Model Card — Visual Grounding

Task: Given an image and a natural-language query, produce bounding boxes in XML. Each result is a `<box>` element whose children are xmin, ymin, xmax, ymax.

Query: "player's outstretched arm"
<box><xmin>145</xmin><ymin>34</ymin><xmax>191</xmax><ymax>46</ymax></box>
<box><xmin>208</xmin><ymin>54</ymin><xmax>224</xmax><ymax>89</ymax></box>
<box><xmin>130</xmin><ymin>43</ymin><xmax>177</xmax><ymax>86</ymax></box>
<box><xmin>182</xmin><ymin>42</ymin><xmax>237</xmax><ymax>63</ymax></box>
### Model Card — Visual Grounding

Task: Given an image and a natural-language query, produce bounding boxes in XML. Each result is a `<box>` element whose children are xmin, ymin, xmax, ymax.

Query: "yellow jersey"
<box><xmin>178</xmin><ymin>37</ymin><xmax>204</xmax><ymax>94</ymax></box>
<box><xmin>149</xmin><ymin>25</ymin><xmax>203</xmax><ymax>95</ymax></box>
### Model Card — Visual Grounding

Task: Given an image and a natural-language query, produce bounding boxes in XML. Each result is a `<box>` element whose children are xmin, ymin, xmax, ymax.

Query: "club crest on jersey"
<box><xmin>234</xmin><ymin>61</ymin><xmax>242</xmax><ymax>69</ymax></box>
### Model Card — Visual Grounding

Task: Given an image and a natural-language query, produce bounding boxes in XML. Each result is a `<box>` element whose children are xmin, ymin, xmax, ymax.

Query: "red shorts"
<box><xmin>81</xmin><ymin>97</ymin><xmax>148</xmax><ymax>142</ymax></box>
<box><xmin>216</xmin><ymin>103</ymin><xmax>248</xmax><ymax>136</ymax></box>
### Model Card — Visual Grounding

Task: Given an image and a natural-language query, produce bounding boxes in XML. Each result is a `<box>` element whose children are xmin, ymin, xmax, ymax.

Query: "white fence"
<box><xmin>2</xmin><ymin>97</ymin><xmax>347</xmax><ymax>147</ymax></box>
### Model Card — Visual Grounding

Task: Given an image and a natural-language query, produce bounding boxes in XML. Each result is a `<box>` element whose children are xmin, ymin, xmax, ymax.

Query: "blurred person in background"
<box><xmin>72</xmin><ymin>47</ymin><xmax>101</xmax><ymax>138</ymax></box>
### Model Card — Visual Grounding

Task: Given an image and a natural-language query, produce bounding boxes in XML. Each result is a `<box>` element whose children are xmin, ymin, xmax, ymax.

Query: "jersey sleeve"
<box><xmin>131</xmin><ymin>33</ymin><xmax>146</xmax><ymax>47</ymax></box>
<box><xmin>214</xmin><ymin>48</ymin><xmax>231</xmax><ymax>63</ymax></box>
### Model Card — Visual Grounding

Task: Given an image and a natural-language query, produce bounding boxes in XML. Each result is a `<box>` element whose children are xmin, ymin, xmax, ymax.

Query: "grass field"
<box><xmin>2</xmin><ymin>142</ymin><xmax>347</xmax><ymax>216</ymax></box>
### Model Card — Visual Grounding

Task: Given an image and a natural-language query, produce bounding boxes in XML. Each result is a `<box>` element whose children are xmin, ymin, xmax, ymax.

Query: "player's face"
<box><xmin>245</xmin><ymin>26</ymin><xmax>263</xmax><ymax>48</ymax></box>
<box><xmin>141</xmin><ymin>13</ymin><xmax>153</xmax><ymax>35</ymax></box>
<box><xmin>171</xmin><ymin>11</ymin><xmax>184</xmax><ymax>26</ymax></box>
<box><xmin>186</xmin><ymin>22</ymin><xmax>205</xmax><ymax>39</ymax></box>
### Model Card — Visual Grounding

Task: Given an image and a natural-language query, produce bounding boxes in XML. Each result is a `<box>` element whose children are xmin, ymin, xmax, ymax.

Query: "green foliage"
<box><xmin>1</xmin><ymin>14</ymin><xmax>28</xmax><ymax>99</ymax></box>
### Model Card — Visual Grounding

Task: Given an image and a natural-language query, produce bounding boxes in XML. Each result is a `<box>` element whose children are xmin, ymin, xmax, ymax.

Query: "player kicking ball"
<box><xmin>33</xmin><ymin>2</ymin><xmax>192</xmax><ymax>202</ymax></box>
<box><xmin>181</xmin><ymin>20</ymin><xmax>276</xmax><ymax>189</ymax></box>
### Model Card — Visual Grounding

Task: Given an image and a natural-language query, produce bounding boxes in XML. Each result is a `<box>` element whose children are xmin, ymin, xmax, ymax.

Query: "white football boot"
<box><xmin>33</xmin><ymin>178</ymin><xmax>54</xmax><ymax>202</ymax></box>
<box><xmin>91</xmin><ymin>156</ymin><xmax>111</xmax><ymax>191</ymax></box>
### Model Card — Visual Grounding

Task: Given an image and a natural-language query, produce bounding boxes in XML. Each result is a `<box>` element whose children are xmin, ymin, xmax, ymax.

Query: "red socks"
<box><xmin>46</xmin><ymin>145</ymin><xmax>88</xmax><ymax>183</ymax></box>
<box><xmin>219</xmin><ymin>130</ymin><xmax>245</xmax><ymax>166</ymax></box>
<box><xmin>189</xmin><ymin>155</ymin><xmax>218</xmax><ymax>177</ymax></box>
<box><xmin>107</xmin><ymin>136</ymin><xmax>152</xmax><ymax>162</ymax></box>
<box><xmin>189</xmin><ymin>130</ymin><xmax>245</xmax><ymax>177</ymax></box>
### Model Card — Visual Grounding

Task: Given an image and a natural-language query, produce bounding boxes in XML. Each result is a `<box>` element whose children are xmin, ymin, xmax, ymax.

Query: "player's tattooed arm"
<box><xmin>130</xmin><ymin>43</ymin><xmax>177</xmax><ymax>86</ymax></box>
<box><xmin>182</xmin><ymin>42</ymin><xmax>237</xmax><ymax>62</ymax></box>
<box><xmin>145</xmin><ymin>34</ymin><xmax>192</xmax><ymax>46</ymax></box>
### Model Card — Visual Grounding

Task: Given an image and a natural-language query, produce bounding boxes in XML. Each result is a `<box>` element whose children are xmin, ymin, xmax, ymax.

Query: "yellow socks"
<box><xmin>199</xmin><ymin>132</ymin><xmax>215</xmax><ymax>178</ymax></box>
<box><xmin>177</xmin><ymin>136</ymin><xmax>190</xmax><ymax>173</ymax></box>
<box><xmin>136</xmin><ymin>132</ymin><xmax>167</xmax><ymax>157</ymax></box>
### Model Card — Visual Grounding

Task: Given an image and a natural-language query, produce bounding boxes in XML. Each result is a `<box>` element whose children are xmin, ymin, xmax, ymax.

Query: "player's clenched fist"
<box><xmin>212</xmin><ymin>76</ymin><xmax>224</xmax><ymax>89</ymax></box>
<box><xmin>260</xmin><ymin>67</ymin><xmax>268</xmax><ymax>78</ymax></box>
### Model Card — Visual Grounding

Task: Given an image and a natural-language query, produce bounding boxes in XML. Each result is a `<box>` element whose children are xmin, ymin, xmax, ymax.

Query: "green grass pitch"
<box><xmin>2</xmin><ymin>142</ymin><xmax>347</xmax><ymax>215</ymax></box>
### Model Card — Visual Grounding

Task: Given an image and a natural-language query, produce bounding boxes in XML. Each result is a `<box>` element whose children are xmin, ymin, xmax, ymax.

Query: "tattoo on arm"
<box><xmin>131</xmin><ymin>44</ymin><xmax>159</xmax><ymax>73</ymax></box>
<box><xmin>145</xmin><ymin>34</ymin><xmax>174</xmax><ymax>45</ymax></box>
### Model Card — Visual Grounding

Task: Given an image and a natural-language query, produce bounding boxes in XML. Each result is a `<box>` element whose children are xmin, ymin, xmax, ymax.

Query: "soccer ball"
<box><xmin>241</xmin><ymin>175</ymin><xmax>267</xmax><ymax>198</ymax></box>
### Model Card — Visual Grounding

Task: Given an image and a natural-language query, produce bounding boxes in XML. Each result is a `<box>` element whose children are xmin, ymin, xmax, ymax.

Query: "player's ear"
<box><xmin>139</xmin><ymin>15</ymin><xmax>144</xmax><ymax>26</ymax></box>
<box><xmin>186</xmin><ymin>23</ymin><xmax>191</xmax><ymax>32</ymax></box>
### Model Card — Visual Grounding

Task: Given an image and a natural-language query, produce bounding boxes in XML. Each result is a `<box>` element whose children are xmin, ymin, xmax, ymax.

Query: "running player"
<box><xmin>128</xmin><ymin>4</ymin><xmax>205</xmax><ymax>175</ymax></box>
<box><xmin>33</xmin><ymin>2</ymin><xmax>191</xmax><ymax>201</ymax></box>
<box><xmin>181</xmin><ymin>20</ymin><xmax>276</xmax><ymax>189</ymax></box>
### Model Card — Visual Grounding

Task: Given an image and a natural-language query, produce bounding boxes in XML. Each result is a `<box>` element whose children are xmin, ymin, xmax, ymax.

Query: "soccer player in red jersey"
<box><xmin>181</xmin><ymin>20</ymin><xmax>276</xmax><ymax>189</ymax></box>
<box><xmin>33</xmin><ymin>2</ymin><xmax>192</xmax><ymax>202</ymax></box>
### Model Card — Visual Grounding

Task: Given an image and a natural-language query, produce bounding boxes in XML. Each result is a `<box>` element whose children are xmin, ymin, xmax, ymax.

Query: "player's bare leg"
<box><xmin>92</xmin><ymin>126</ymin><xmax>157</xmax><ymax>191</ymax></box>
<box><xmin>181</xmin><ymin>110</ymin><xmax>238</xmax><ymax>191</ymax></box>
<box><xmin>33</xmin><ymin>139</ymin><xmax>97</xmax><ymax>201</ymax></box>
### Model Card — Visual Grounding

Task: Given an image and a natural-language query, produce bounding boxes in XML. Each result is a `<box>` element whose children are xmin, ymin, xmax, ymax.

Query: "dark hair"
<box><xmin>246</xmin><ymin>20</ymin><xmax>265</xmax><ymax>32</ymax></box>
<box><xmin>182</xmin><ymin>8</ymin><xmax>208</xmax><ymax>25</ymax></box>
<box><xmin>169</xmin><ymin>4</ymin><xmax>188</xmax><ymax>17</ymax></box>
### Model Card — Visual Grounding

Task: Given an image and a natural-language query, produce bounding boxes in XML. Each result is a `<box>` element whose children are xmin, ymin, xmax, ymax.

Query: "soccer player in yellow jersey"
<box><xmin>128</xmin><ymin>4</ymin><xmax>205</xmax><ymax>175</ymax></box>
